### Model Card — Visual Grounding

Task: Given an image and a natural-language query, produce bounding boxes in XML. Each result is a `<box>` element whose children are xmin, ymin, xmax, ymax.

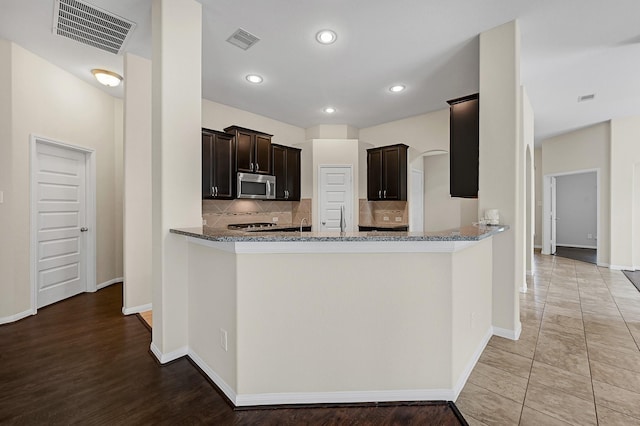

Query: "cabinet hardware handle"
<box><xmin>211</xmin><ymin>186</ymin><xmax>215</xmax><ymax>197</ymax></box>
<box><xmin>378</xmin><ymin>190</ymin><xmax>381</xmax><ymax>199</ymax></box>
<box><xmin>383</xmin><ymin>189</ymin><xmax>387</xmax><ymax>198</ymax></box>
<box><xmin>215</xmin><ymin>186</ymin><xmax>218</xmax><ymax>197</ymax></box>
<box><xmin>256</xmin><ymin>163</ymin><xmax>260</xmax><ymax>171</ymax></box>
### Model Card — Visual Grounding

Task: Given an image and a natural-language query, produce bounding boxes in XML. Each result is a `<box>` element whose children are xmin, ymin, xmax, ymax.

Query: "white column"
<box><xmin>123</xmin><ymin>53</ymin><xmax>152</xmax><ymax>314</ymax></box>
<box><xmin>478</xmin><ymin>21</ymin><xmax>523</xmax><ymax>338</ymax></box>
<box><xmin>151</xmin><ymin>0</ymin><xmax>202</xmax><ymax>361</ymax></box>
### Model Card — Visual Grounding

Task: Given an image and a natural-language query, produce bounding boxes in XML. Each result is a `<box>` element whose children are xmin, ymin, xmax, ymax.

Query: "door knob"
<box><xmin>321</xmin><ymin>221</ymin><xmax>326</xmax><ymax>225</ymax></box>
<box><xmin>80</xmin><ymin>227</ymin><xmax>88</xmax><ymax>232</ymax></box>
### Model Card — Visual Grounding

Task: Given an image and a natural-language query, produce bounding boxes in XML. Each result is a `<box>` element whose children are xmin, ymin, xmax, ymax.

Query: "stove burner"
<box><xmin>228</xmin><ymin>222</ymin><xmax>277</xmax><ymax>230</ymax></box>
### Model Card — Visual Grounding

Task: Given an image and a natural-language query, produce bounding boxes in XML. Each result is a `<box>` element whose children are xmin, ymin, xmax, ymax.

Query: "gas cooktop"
<box><xmin>227</xmin><ymin>222</ymin><xmax>277</xmax><ymax>230</ymax></box>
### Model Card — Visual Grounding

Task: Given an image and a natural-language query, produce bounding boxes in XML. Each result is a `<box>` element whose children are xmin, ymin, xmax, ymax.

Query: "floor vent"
<box><xmin>53</xmin><ymin>0</ymin><xmax>136</xmax><ymax>55</ymax></box>
<box><xmin>226</xmin><ymin>28</ymin><xmax>260</xmax><ymax>50</ymax></box>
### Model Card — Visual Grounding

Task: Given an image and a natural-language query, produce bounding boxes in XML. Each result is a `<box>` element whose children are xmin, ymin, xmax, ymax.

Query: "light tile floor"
<box><xmin>456</xmin><ymin>252</ymin><xmax>640</xmax><ymax>425</ymax></box>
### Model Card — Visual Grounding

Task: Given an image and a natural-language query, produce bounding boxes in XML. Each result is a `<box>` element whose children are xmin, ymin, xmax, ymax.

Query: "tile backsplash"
<box><xmin>359</xmin><ymin>199</ymin><xmax>408</xmax><ymax>226</ymax></box>
<box><xmin>203</xmin><ymin>199</ymin><xmax>311</xmax><ymax>229</ymax></box>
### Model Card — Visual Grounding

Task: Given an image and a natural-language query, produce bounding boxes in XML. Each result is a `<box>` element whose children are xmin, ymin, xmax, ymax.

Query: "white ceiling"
<box><xmin>1</xmin><ymin>0</ymin><xmax>640</xmax><ymax>142</ymax></box>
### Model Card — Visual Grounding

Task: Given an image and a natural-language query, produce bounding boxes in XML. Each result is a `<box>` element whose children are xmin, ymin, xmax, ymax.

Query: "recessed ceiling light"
<box><xmin>389</xmin><ymin>84</ymin><xmax>406</xmax><ymax>93</ymax></box>
<box><xmin>91</xmin><ymin>69</ymin><xmax>122</xmax><ymax>87</ymax></box>
<box><xmin>316</xmin><ymin>30</ymin><xmax>337</xmax><ymax>45</ymax></box>
<box><xmin>323</xmin><ymin>106</ymin><xmax>336</xmax><ymax>114</ymax></box>
<box><xmin>246</xmin><ymin>74</ymin><xmax>263</xmax><ymax>84</ymax></box>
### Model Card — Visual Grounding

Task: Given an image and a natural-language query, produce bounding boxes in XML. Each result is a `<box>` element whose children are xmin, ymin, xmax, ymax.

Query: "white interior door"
<box><xmin>35</xmin><ymin>143</ymin><xmax>88</xmax><ymax>308</ymax></box>
<box><xmin>550</xmin><ymin>176</ymin><xmax>557</xmax><ymax>255</ymax></box>
<box><xmin>319</xmin><ymin>166</ymin><xmax>353</xmax><ymax>231</ymax></box>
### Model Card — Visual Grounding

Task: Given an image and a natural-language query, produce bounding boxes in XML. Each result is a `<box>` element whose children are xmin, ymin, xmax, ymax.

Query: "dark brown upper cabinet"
<box><xmin>202</xmin><ymin>128</ymin><xmax>236</xmax><ymax>199</ymax></box>
<box><xmin>447</xmin><ymin>93</ymin><xmax>479</xmax><ymax>198</ymax></box>
<box><xmin>271</xmin><ymin>144</ymin><xmax>301</xmax><ymax>201</ymax></box>
<box><xmin>224</xmin><ymin>126</ymin><xmax>273</xmax><ymax>175</ymax></box>
<box><xmin>367</xmin><ymin>144</ymin><xmax>408</xmax><ymax>201</ymax></box>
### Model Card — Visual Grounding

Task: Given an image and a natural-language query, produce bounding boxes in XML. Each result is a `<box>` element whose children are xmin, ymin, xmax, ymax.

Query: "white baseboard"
<box><xmin>0</xmin><ymin>308</ymin><xmax>35</xmax><ymax>325</ymax></box>
<box><xmin>452</xmin><ymin>327</ymin><xmax>493</xmax><ymax>401</ymax></box>
<box><xmin>610</xmin><ymin>264</ymin><xmax>634</xmax><ymax>271</ymax></box>
<box><xmin>234</xmin><ymin>388</ymin><xmax>455</xmax><ymax>407</ymax></box>
<box><xmin>556</xmin><ymin>244</ymin><xmax>597</xmax><ymax>249</ymax></box>
<box><xmin>188</xmin><ymin>350</ymin><xmax>238</xmax><ymax>404</ymax></box>
<box><xmin>493</xmin><ymin>322</ymin><xmax>522</xmax><ymax>341</ymax></box>
<box><xmin>97</xmin><ymin>277</ymin><xmax>123</xmax><ymax>290</ymax></box>
<box><xmin>150</xmin><ymin>342</ymin><xmax>188</xmax><ymax>364</ymax></box>
<box><xmin>534</xmin><ymin>244</ymin><xmax>542</xmax><ymax>249</ymax></box>
<box><xmin>122</xmin><ymin>303</ymin><xmax>152</xmax><ymax>315</ymax></box>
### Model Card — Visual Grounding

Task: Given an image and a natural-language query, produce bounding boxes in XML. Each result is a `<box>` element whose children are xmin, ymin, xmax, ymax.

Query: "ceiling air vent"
<box><xmin>578</xmin><ymin>93</ymin><xmax>596</xmax><ymax>102</ymax></box>
<box><xmin>53</xmin><ymin>0</ymin><xmax>136</xmax><ymax>55</ymax></box>
<box><xmin>226</xmin><ymin>28</ymin><xmax>260</xmax><ymax>50</ymax></box>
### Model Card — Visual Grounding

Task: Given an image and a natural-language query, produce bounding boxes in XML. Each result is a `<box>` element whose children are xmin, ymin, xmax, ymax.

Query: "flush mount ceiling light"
<box><xmin>323</xmin><ymin>106</ymin><xmax>336</xmax><ymax>114</ymax></box>
<box><xmin>91</xmin><ymin>69</ymin><xmax>122</xmax><ymax>87</ymax></box>
<box><xmin>246</xmin><ymin>74</ymin><xmax>263</xmax><ymax>84</ymax></box>
<box><xmin>316</xmin><ymin>29</ymin><xmax>337</xmax><ymax>45</ymax></box>
<box><xmin>389</xmin><ymin>84</ymin><xmax>406</xmax><ymax>93</ymax></box>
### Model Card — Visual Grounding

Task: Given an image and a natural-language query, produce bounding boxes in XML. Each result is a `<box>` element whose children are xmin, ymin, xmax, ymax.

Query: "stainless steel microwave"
<box><xmin>237</xmin><ymin>172</ymin><xmax>276</xmax><ymax>199</ymax></box>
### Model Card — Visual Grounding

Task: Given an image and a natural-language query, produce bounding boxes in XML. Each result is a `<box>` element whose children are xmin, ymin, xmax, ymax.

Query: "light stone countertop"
<box><xmin>170</xmin><ymin>224</ymin><xmax>508</xmax><ymax>243</ymax></box>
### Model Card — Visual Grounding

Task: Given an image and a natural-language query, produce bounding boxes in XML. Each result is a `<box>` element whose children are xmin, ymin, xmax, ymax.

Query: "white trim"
<box><xmin>0</xmin><ymin>309</ymin><xmax>35</xmax><ymax>325</ymax></box>
<box><xmin>149</xmin><ymin>342</ymin><xmax>188</xmax><ymax>364</ymax></box>
<box><xmin>526</xmin><ymin>269</ymin><xmax>533</xmax><ymax>276</ymax></box>
<box><xmin>598</xmin><ymin>262</ymin><xmax>610</xmax><ymax>268</ymax></box>
<box><xmin>234</xmin><ymin>388</ymin><xmax>456</xmax><ymax>407</ymax></box>
<box><xmin>610</xmin><ymin>264</ymin><xmax>635</xmax><ymax>271</ymax></box>
<box><xmin>97</xmin><ymin>277</ymin><xmax>123</xmax><ymax>291</ymax></box>
<box><xmin>123</xmin><ymin>303</ymin><xmax>152</xmax><ymax>315</ymax></box>
<box><xmin>556</xmin><ymin>244</ymin><xmax>597</xmax><ymax>249</ymax></box>
<box><xmin>493</xmin><ymin>322</ymin><xmax>522</xmax><ymax>341</ymax></box>
<box><xmin>452</xmin><ymin>327</ymin><xmax>493</xmax><ymax>401</ymax></box>
<box><xmin>186</xmin><ymin>236</ymin><xmax>479</xmax><ymax>254</ymax></box>
<box><xmin>534</xmin><ymin>244</ymin><xmax>542</xmax><ymax>249</ymax></box>
<box><xmin>188</xmin><ymin>350</ymin><xmax>238</xmax><ymax>404</ymax></box>
<box><xmin>30</xmin><ymin>135</ymin><xmax>97</xmax><ymax>314</ymax></box>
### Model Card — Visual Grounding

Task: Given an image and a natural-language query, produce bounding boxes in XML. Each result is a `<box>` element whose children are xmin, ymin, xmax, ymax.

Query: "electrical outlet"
<box><xmin>395</xmin><ymin>217</ymin><xmax>402</xmax><ymax>222</ymax></box>
<box><xmin>383</xmin><ymin>216</ymin><xmax>389</xmax><ymax>221</ymax></box>
<box><xmin>220</xmin><ymin>328</ymin><xmax>228</xmax><ymax>352</ymax></box>
<box><xmin>272</xmin><ymin>217</ymin><xmax>279</xmax><ymax>222</ymax></box>
<box><xmin>587</xmin><ymin>233</ymin><xmax>593</xmax><ymax>239</ymax></box>
<box><xmin>202</xmin><ymin>218</ymin><xmax>207</xmax><ymax>226</ymax></box>
<box><xmin>0</xmin><ymin>191</ymin><xmax>3</xmax><ymax>203</ymax></box>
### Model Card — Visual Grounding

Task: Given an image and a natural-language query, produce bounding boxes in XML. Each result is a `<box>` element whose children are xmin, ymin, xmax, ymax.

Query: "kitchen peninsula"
<box><xmin>170</xmin><ymin>224</ymin><xmax>507</xmax><ymax>406</ymax></box>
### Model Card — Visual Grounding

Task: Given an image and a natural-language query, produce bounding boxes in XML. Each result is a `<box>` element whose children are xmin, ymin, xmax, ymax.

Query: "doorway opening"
<box><xmin>543</xmin><ymin>169</ymin><xmax>599</xmax><ymax>265</ymax></box>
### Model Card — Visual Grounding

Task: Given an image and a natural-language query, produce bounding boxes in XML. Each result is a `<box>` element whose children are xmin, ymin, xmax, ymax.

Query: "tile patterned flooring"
<box><xmin>456</xmin><ymin>252</ymin><xmax>640</xmax><ymax>425</ymax></box>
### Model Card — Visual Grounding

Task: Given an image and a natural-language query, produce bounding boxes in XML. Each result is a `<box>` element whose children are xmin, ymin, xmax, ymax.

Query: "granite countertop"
<box><xmin>170</xmin><ymin>224</ymin><xmax>508</xmax><ymax>243</ymax></box>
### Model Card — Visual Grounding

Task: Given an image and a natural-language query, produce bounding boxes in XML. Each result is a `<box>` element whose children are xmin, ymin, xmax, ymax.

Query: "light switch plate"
<box><xmin>0</xmin><ymin>191</ymin><xmax>3</xmax><ymax>203</ymax></box>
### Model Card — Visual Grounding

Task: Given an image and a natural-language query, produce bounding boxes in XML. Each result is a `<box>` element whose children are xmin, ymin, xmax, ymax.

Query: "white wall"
<box><xmin>123</xmin><ymin>53</ymin><xmax>152</xmax><ymax>313</ymax></box>
<box><xmin>0</xmin><ymin>40</ymin><xmax>122</xmax><ymax>321</ymax></box>
<box><xmin>610</xmin><ymin>116</ymin><xmax>640</xmax><ymax>269</ymax></box>
<box><xmin>555</xmin><ymin>172</ymin><xmax>597</xmax><ymax>248</ymax></box>
<box><xmin>534</xmin><ymin>148</ymin><xmax>543</xmax><ymax>247</ymax></box>
<box><xmin>542</xmin><ymin>122</ymin><xmax>610</xmax><ymax>265</ymax></box>
<box><xmin>0</xmin><ymin>40</ymin><xmax>13</xmax><ymax>318</ymax></box>
<box><xmin>202</xmin><ymin>100</ymin><xmax>305</xmax><ymax>148</ymax></box>
<box><xmin>478</xmin><ymin>21</ymin><xmax>522</xmax><ymax>335</ymax></box>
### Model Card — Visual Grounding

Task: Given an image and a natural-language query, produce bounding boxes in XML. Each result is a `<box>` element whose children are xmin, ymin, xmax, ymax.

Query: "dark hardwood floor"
<box><xmin>0</xmin><ymin>284</ymin><xmax>466</xmax><ymax>425</ymax></box>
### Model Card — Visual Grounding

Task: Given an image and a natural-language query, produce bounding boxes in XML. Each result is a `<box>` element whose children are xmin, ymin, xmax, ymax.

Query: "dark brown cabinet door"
<box><xmin>235</xmin><ymin>131</ymin><xmax>254</xmax><ymax>173</ymax></box>
<box><xmin>212</xmin><ymin>132</ymin><xmax>235</xmax><ymax>198</ymax></box>
<box><xmin>271</xmin><ymin>144</ymin><xmax>301</xmax><ymax>201</ymax></box>
<box><xmin>367</xmin><ymin>149</ymin><xmax>383</xmax><ymax>200</ymax></box>
<box><xmin>202</xmin><ymin>129</ymin><xmax>236</xmax><ymax>199</ymax></box>
<box><xmin>448</xmin><ymin>94</ymin><xmax>479</xmax><ymax>198</ymax></box>
<box><xmin>255</xmin><ymin>135</ymin><xmax>272</xmax><ymax>174</ymax></box>
<box><xmin>367</xmin><ymin>144</ymin><xmax>407</xmax><ymax>201</ymax></box>
<box><xmin>272</xmin><ymin>144</ymin><xmax>287</xmax><ymax>199</ymax></box>
<box><xmin>285</xmin><ymin>148</ymin><xmax>301</xmax><ymax>200</ymax></box>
